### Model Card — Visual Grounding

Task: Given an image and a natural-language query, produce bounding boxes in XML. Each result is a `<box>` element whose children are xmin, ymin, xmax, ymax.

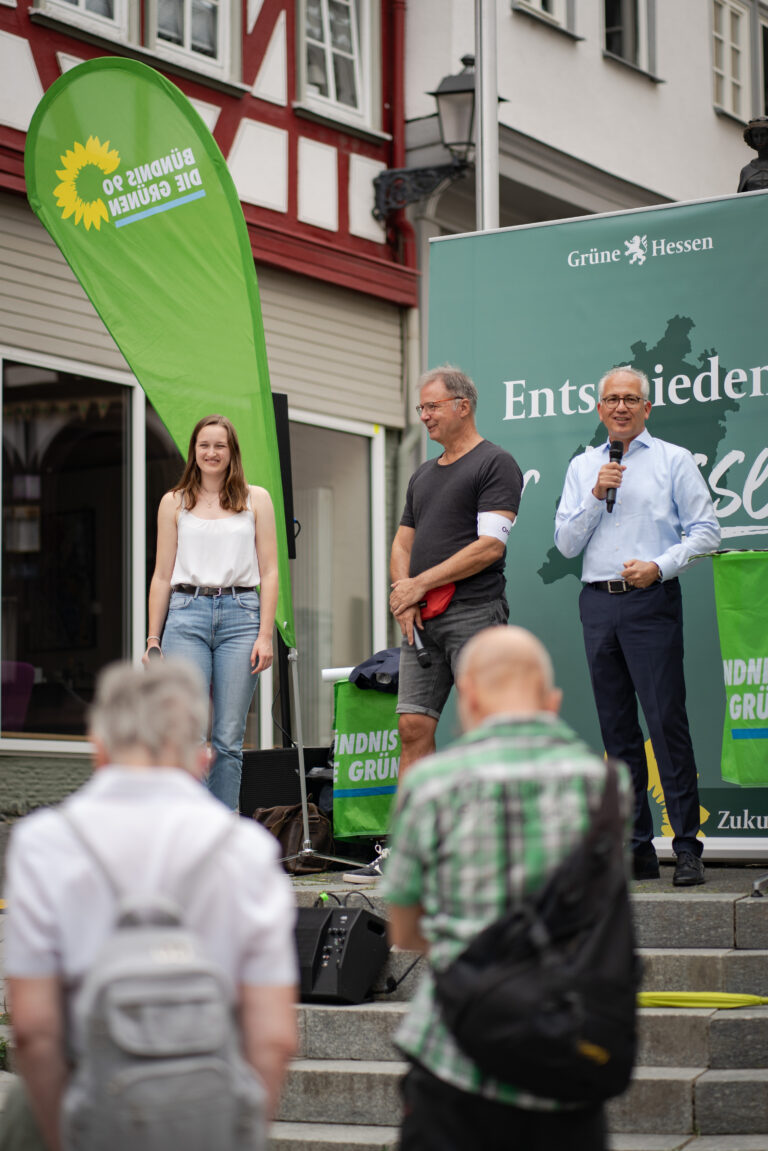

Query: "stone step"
<box><xmin>632</xmin><ymin>893</ymin><xmax>768</xmax><ymax>950</ymax></box>
<box><xmin>269</xmin><ymin>1121</ymin><xmax>399</xmax><ymax>1150</ymax></box>
<box><xmin>607</xmin><ymin>1067</ymin><xmax>768</xmax><ymax>1135</ymax></box>
<box><xmin>269</xmin><ymin>1126</ymin><xmax>768</xmax><ymax>1151</ymax></box>
<box><xmin>278</xmin><ymin>1058</ymin><xmax>408</xmax><ymax>1126</ymax></box>
<box><xmin>695</xmin><ymin>1069</ymin><xmax>768</xmax><ymax>1135</ymax></box>
<box><xmin>607</xmin><ymin>1067</ymin><xmax>705</xmax><ymax>1134</ymax></box>
<box><xmin>638</xmin><ymin>1006</ymin><xmax>768</xmax><ymax>1069</ymax></box>
<box><xmin>269</xmin><ymin>1123</ymin><xmax>768</xmax><ymax>1151</ymax></box>
<box><xmin>609</xmin><ymin>1138</ymin><xmax>768</xmax><ymax>1150</ymax></box>
<box><xmin>297</xmin><ymin>1002</ymin><xmax>405</xmax><ymax>1062</ymax></box>
<box><xmin>294</xmin><ymin>883</ymin><xmax>768</xmax><ymax>953</ymax></box>
<box><xmin>297</xmin><ymin>999</ymin><xmax>768</xmax><ymax>1071</ymax></box>
<box><xmin>279</xmin><ymin>1060</ymin><xmax>768</xmax><ymax>1136</ymax></box>
<box><xmin>639</xmin><ymin>949</ymin><xmax>768</xmax><ymax>994</ymax></box>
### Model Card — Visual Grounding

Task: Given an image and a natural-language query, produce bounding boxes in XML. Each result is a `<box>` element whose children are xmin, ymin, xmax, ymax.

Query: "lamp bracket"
<box><xmin>372</xmin><ymin>158</ymin><xmax>468</xmax><ymax>221</ymax></box>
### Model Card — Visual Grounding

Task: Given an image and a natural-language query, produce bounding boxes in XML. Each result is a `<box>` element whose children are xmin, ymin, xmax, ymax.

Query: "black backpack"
<box><xmin>433</xmin><ymin>759</ymin><xmax>641</xmax><ymax>1105</ymax></box>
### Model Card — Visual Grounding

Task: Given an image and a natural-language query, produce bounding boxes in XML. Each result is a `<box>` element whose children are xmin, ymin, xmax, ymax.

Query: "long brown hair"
<box><xmin>173</xmin><ymin>415</ymin><xmax>249</xmax><ymax>512</ymax></box>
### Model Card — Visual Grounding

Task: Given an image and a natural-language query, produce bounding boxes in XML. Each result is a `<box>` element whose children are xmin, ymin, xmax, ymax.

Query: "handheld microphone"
<box><xmin>606</xmin><ymin>440</ymin><xmax>624</xmax><ymax>514</ymax></box>
<box><xmin>413</xmin><ymin>627</ymin><xmax>431</xmax><ymax>668</ymax></box>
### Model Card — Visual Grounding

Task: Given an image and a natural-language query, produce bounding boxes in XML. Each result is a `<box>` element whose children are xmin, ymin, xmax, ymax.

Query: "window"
<box><xmin>760</xmin><ymin>11</ymin><xmax>768</xmax><ymax>114</ymax></box>
<box><xmin>0</xmin><ymin>360</ymin><xmax>186</xmax><ymax>743</ymax></box>
<box><xmin>515</xmin><ymin>0</ymin><xmax>566</xmax><ymax>27</ymax></box>
<box><xmin>2</xmin><ymin>363</ymin><xmax>130</xmax><ymax>739</ymax></box>
<box><xmin>149</xmin><ymin>0</ymin><xmax>237</xmax><ymax>80</ymax></box>
<box><xmin>713</xmin><ymin>0</ymin><xmax>749</xmax><ymax>117</ymax></box>
<box><xmin>603</xmin><ymin>0</ymin><xmax>653</xmax><ymax>73</ymax></box>
<box><xmin>287</xmin><ymin>420</ymin><xmax>371</xmax><ymax>745</ymax></box>
<box><xmin>31</xmin><ymin>0</ymin><xmax>237</xmax><ymax>81</ymax></box>
<box><xmin>297</xmin><ymin>0</ymin><xmax>381</xmax><ymax>132</ymax></box>
<box><xmin>31</xmin><ymin>0</ymin><xmax>130</xmax><ymax>43</ymax></box>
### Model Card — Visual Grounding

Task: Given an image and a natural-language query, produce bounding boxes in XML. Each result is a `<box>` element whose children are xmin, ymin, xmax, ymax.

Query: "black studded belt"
<box><xmin>172</xmin><ymin>585</ymin><xmax>257</xmax><ymax>597</ymax></box>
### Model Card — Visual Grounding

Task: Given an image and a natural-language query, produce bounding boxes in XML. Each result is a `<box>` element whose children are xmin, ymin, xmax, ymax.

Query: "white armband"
<box><xmin>477</xmin><ymin>512</ymin><xmax>513</xmax><ymax>545</ymax></box>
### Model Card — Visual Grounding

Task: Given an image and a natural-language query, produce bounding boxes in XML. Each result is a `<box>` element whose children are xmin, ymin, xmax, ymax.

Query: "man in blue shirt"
<box><xmin>555</xmin><ymin>366</ymin><xmax>721</xmax><ymax>887</ymax></box>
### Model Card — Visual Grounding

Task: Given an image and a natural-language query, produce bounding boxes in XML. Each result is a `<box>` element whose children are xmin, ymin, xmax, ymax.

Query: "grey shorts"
<box><xmin>397</xmin><ymin>596</ymin><xmax>509</xmax><ymax>720</ymax></box>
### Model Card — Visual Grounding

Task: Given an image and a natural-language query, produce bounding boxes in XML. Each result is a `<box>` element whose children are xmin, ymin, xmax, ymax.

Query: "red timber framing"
<box><xmin>0</xmin><ymin>0</ymin><xmax>418</xmax><ymax>307</ymax></box>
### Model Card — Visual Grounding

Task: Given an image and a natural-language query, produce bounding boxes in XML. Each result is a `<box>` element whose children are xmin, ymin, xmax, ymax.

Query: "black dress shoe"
<box><xmin>632</xmin><ymin>849</ymin><xmax>660</xmax><ymax>880</ymax></box>
<box><xmin>673</xmin><ymin>851</ymin><xmax>705</xmax><ymax>887</ymax></box>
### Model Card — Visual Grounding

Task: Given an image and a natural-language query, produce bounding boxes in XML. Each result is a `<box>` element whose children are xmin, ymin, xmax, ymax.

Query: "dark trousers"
<box><xmin>399</xmin><ymin>1063</ymin><xmax>606</xmax><ymax>1151</ymax></box>
<box><xmin>579</xmin><ymin>580</ymin><xmax>702</xmax><ymax>857</ymax></box>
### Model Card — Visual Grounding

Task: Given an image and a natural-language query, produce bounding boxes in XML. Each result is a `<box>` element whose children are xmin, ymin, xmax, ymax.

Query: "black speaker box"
<box><xmin>239</xmin><ymin>746</ymin><xmax>330</xmax><ymax>814</ymax></box>
<box><xmin>295</xmin><ymin>907</ymin><xmax>390</xmax><ymax>1004</ymax></box>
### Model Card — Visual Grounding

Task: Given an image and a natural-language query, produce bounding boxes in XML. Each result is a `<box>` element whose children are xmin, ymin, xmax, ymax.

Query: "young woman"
<box><xmin>144</xmin><ymin>415</ymin><xmax>278</xmax><ymax>809</ymax></box>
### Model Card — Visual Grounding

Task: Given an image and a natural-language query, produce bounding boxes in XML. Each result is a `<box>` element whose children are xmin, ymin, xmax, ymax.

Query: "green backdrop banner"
<box><xmin>713</xmin><ymin>552</ymin><xmax>768</xmax><ymax>791</ymax></box>
<box><xmin>428</xmin><ymin>190</ymin><xmax>768</xmax><ymax>844</ymax></box>
<box><xmin>24</xmin><ymin>57</ymin><xmax>295</xmax><ymax>646</ymax></box>
<box><xmin>332</xmin><ymin>681</ymin><xmax>400</xmax><ymax>839</ymax></box>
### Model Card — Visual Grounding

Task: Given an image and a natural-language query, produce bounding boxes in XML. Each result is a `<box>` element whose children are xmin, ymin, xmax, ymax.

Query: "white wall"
<box><xmin>406</xmin><ymin>1</ymin><xmax>749</xmax><ymax>204</ymax></box>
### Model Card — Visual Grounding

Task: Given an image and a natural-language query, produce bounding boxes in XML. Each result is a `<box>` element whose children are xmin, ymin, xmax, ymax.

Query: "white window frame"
<box><xmin>759</xmin><ymin>5</ymin><xmax>768</xmax><ymax>113</ymax></box>
<box><xmin>147</xmin><ymin>0</ymin><xmax>240</xmax><ymax>83</ymax></box>
<box><xmin>296</xmin><ymin>0</ymin><xmax>382</xmax><ymax>133</ymax></box>
<box><xmin>0</xmin><ymin>345</ymin><xmax>143</xmax><ymax>754</ymax></box>
<box><xmin>514</xmin><ymin>0</ymin><xmax>567</xmax><ymax>28</ymax></box>
<box><xmin>31</xmin><ymin>0</ymin><xmax>132</xmax><ymax>45</ymax></box>
<box><xmin>713</xmin><ymin>0</ymin><xmax>750</xmax><ymax>118</ymax></box>
<box><xmin>603</xmin><ymin>0</ymin><xmax>654</xmax><ymax>74</ymax></box>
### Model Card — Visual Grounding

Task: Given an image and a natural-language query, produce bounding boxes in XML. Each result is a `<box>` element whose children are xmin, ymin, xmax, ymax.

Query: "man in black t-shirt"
<box><xmin>343</xmin><ymin>366</ymin><xmax>523</xmax><ymax>885</ymax></box>
<box><xmin>390</xmin><ymin>366</ymin><xmax>523</xmax><ymax>774</ymax></box>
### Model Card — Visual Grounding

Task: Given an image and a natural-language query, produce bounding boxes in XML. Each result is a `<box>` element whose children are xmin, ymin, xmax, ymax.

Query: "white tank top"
<box><xmin>171</xmin><ymin>495</ymin><xmax>261</xmax><ymax>587</ymax></box>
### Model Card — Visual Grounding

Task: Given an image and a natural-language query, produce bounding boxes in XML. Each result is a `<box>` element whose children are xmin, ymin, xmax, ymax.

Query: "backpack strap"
<box><xmin>59</xmin><ymin>805</ymin><xmax>238</xmax><ymax>909</ymax></box>
<box><xmin>499</xmin><ymin>755</ymin><xmax>621</xmax><ymax>913</ymax></box>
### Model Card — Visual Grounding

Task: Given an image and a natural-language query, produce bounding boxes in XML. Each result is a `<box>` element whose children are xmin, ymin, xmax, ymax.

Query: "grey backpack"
<box><xmin>60</xmin><ymin>811</ymin><xmax>266</xmax><ymax>1151</ymax></box>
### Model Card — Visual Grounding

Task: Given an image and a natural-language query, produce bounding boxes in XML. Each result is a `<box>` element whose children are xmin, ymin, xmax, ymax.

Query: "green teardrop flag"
<box><xmin>24</xmin><ymin>56</ymin><xmax>295</xmax><ymax>646</ymax></box>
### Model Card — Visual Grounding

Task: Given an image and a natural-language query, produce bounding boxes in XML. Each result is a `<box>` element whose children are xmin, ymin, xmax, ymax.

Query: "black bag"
<box><xmin>433</xmin><ymin>760</ymin><xmax>641</xmax><ymax>1105</ymax></box>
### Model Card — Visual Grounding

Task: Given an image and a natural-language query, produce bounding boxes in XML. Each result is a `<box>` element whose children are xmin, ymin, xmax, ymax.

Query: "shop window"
<box><xmin>2</xmin><ymin>362</ymin><xmax>130</xmax><ymax>738</ymax></box>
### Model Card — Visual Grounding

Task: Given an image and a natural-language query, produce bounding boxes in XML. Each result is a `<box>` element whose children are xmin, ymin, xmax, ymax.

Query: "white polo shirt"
<box><xmin>4</xmin><ymin>767</ymin><xmax>298</xmax><ymax>998</ymax></box>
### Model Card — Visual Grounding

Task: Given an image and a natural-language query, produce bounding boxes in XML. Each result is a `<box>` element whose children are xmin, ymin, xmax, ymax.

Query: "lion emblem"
<box><xmin>625</xmin><ymin>234</ymin><xmax>648</xmax><ymax>265</ymax></box>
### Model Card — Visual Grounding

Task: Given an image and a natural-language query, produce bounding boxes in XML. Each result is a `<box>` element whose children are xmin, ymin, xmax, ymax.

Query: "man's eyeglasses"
<box><xmin>416</xmin><ymin>398</ymin><xmax>459</xmax><ymax>417</ymax></box>
<box><xmin>600</xmin><ymin>394</ymin><xmax>645</xmax><ymax>409</ymax></box>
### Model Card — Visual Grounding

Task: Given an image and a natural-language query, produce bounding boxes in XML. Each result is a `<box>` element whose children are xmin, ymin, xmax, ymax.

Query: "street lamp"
<box><xmin>372</xmin><ymin>55</ymin><xmax>476</xmax><ymax>222</ymax></box>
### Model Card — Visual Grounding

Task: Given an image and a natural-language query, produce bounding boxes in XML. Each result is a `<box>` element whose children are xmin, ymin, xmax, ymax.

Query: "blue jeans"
<box><xmin>162</xmin><ymin>588</ymin><xmax>261</xmax><ymax>810</ymax></box>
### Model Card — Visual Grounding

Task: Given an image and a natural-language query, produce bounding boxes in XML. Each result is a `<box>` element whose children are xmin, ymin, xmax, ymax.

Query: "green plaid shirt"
<box><xmin>380</xmin><ymin>712</ymin><xmax>631</xmax><ymax>1107</ymax></box>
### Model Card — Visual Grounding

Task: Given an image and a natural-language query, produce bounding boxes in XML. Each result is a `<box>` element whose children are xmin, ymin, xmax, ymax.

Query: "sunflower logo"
<box><xmin>54</xmin><ymin>136</ymin><xmax>120</xmax><ymax>231</ymax></box>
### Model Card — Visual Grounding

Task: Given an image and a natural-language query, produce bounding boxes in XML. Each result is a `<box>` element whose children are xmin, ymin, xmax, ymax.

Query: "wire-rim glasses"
<box><xmin>415</xmin><ymin>398</ymin><xmax>459</xmax><ymax>417</ymax></box>
<box><xmin>600</xmin><ymin>394</ymin><xmax>645</xmax><ymax>409</ymax></box>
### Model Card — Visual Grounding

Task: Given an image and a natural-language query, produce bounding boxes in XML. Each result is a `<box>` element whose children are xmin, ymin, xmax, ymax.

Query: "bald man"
<box><xmin>381</xmin><ymin>626</ymin><xmax>631</xmax><ymax>1151</ymax></box>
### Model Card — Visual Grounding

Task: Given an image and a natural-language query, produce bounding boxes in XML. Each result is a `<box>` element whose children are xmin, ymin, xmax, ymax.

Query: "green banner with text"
<box><xmin>429</xmin><ymin>190</ymin><xmax>768</xmax><ymax>845</ymax></box>
<box><xmin>24</xmin><ymin>57</ymin><xmax>295</xmax><ymax>646</ymax></box>
<box><xmin>332</xmin><ymin>681</ymin><xmax>400</xmax><ymax>839</ymax></box>
<box><xmin>713</xmin><ymin>551</ymin><xmax>768</xmax><ymax>791</ymax></box>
